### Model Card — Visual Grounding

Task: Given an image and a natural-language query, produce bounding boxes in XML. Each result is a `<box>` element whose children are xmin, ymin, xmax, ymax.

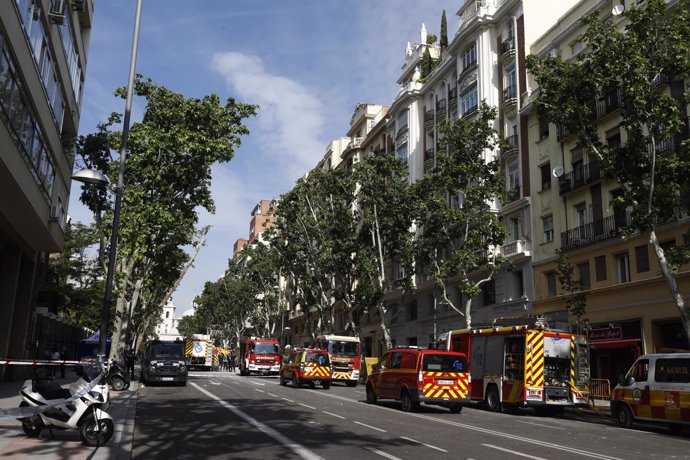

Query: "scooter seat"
<box><xmin>34</xmin><ymin>380</ymin><xmax>71</xmax><ymax>401</ymax></box>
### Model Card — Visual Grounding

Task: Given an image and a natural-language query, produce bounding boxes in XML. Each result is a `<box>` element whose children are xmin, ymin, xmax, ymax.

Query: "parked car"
<box><xmin>280</xmin><ymin>347</ymin><xmax>332</xmax><ymax>389</ymax></box>
<box><xmin>366</xmin><ymin>346</ymin><xmax>470</xmax><ymax>413</ymax></box>
<box><xmin>611</xmin><ymin>353</ymin><xmax>690</xmax><ymax>429</ymax></box>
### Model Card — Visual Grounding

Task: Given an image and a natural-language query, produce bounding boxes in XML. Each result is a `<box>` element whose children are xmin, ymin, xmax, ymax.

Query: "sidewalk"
<box><xmin>0</xmin><ymin>370</ymin><xmax>138</xmax><ymax>459</ymax></box>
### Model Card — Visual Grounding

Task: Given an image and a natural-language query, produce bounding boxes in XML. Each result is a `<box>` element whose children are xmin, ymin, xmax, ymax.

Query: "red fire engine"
<box><xmin>238</xmin><ymin>337</ymin><xmax>281</xmax><ymax>376</ymax></box>
<box><xmin>314</xmin><ymin>335</ymin><xmax>361</xmax><ymax>387</ymax></box>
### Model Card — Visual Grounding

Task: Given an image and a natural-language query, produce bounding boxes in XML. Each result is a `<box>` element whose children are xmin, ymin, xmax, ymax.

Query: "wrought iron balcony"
<box><xmin>449</xmin><ymin>87</ymin><xmax>458</xmax><ymax>103</ymax></box>
<box><xmin>558</xmin><ymin>159</ymin><xmax>602</xmax><ymax>195</ymax></box>
<box><xmin>424</xmin><ymin>109</ymin><xmax>434</xmax><ymax>123</ymax></box>
<box><xmin>436</xmin><ymin>99</ymin><xmax>447</xmax><ymax>121</ymax></box>
<box><xmin>593</xmin><ymin>88</ymin><xmax>625</xmax><ymax>119</ymax></box>
<box><xmin>502</xmin><ymin>133</ymin><xmax>519</xmax><ymax>157</ymax></box>
<box><xmin>503</xmin><ymin>84</ymin><xmax>517</xmax><ymax>102</ymax></box>
<box><xmin>561</xmin><ymin>214</ymin><xmax>630</xmax><ymax>250</ymax></box>
<box><xmin>500</xmin><ymin>38</ymin><xmax>515</xmax><ymax>57</ymax></box>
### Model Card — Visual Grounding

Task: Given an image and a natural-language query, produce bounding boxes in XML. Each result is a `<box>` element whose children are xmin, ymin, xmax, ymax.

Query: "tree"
<box><xmin>353</xmin><ymin>152</ymin><xmax>418</xmax><ymax>349</ymax></box>
<box><xmin>77</xmin><ymin>76</ymin><xmax>257</xmax><ymax>360</ymax></box>
<box><xmin>526</xmin><ymin>0</ymin><xmax>690</xmax><ymax>340</ymax></box>
<box><xmin>440</xmin><ymin>10</ymin><xmax>448</xmax><ymax>51</ymax></box>
<box><xmin>414</xmin><ymin>102</ymin><xmax>509</xmax><ymax>328</ymax></box>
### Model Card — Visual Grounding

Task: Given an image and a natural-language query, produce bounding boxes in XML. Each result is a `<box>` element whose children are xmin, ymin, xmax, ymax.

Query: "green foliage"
<box><xmin>420</xmin><ymin>46</ymin><xmax>436</xmax><ymax>82</ymax></box>
<box><xmin>426</xmin><ymin>33</ymin><xmax>438</xmax><ymax>45</ymax></box>
<box><xmin>555</xmin><ymin>249</ymin><xmax>588</xmax><ymax>321</ymax></box>
<box><xmin>414</xmin><ymin>102</ymin><xmax>509</xmax><ymax>325</ymax></box>
<box><xmin>440</xmin><ymin>10</ymin><xmax>448</xmax><ymax>49</ymax></box>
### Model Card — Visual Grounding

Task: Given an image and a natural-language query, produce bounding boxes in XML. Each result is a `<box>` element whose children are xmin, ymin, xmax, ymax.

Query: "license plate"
<box><xmin>162</xmin><ymin>377</ymin><xmax>173</xmax><ymax>381</ymax></box>
<box><xmin>437</xmin><ymin>379</ymin><xmax>455</xmax><ymax>385</ymax></box>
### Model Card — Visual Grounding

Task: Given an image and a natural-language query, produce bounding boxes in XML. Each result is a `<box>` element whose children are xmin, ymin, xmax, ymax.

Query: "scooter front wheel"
<box><xmin>18</xmin><ymin>402</ymin><xmax>41</xmax><ymax>437</ymax></box>
<box><xmin>110</xmin><ymin>376</ymin><xmax>127</xmax><ymax>391</ymax></box>
<box><xmin>80</xmin><ymin>417</ymin><xmax>114</xmax><ymax>447</ymax></box>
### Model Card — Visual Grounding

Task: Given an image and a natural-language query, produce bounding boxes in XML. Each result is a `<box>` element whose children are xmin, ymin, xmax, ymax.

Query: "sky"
<box><xmin>70</xmin><ymin>0</ymin><xmax>460</xmax><ymax>317</ymax></box>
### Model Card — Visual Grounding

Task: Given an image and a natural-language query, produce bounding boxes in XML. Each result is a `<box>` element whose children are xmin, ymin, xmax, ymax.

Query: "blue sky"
<box><xmin>71</xmin><ymin>0</ymin><xmax>459</xmax><ymax>316</ymax></box>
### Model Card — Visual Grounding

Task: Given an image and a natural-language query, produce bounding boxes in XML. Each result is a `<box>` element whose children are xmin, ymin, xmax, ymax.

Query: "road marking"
<box><xmin>354</xmin><ymin>421</ymin><xmax>386</xmax><ymax>432</ymax></box>
<box><xmin>191</xmin><ymin>382</ymin><xmax>323</xmax><ymax>460</ymax></box>
<box><xmin>400</xmin><ymin>436</ymin><xmax>447</xmax><ymax>452</ymax></box>
<box><xmin>255</xmin><ymin>389</ymin><xmax>265</xmax><ymax>393</ymax></box>
<box><xmin>322</xmin><ymin>411</ymin><xmax>346</xmax><ymax>419</ymax></box>
<box><xmin>482</xmin><ymin>444</ymin><xmax>548</xmax><ymax>460</ymax></box>
<box><xmin>267</xmin><ymin>393</ymin><xmax>279</xmax><ymax>398</ymax></box>
<box><xmin>300</xmin><ymin>403</ymin><xmax>316</xmax><ymax>409</ymax></box>
<box><xmin>210</xmin><ymin>381</ymin><xmax>221</xmax><ymax>385</ymax></box>
<box><xmin>302</xmin><ymin>391</ymin><xmax>622</xmax><ymax>460</ymax></box>
<box><xmin>363</xmin><ymin>447</ymin><xmax>403</xmax><ymax>460</ymax></box>
<box><xmin>281</xmin><ymin>397</ymin><xmax>295</xmax><ymax>403</ymax></box>
<box><xmin>517</xmin><ymin>420</ymin><xmax>566</xmax><ymax>430</ymax></box>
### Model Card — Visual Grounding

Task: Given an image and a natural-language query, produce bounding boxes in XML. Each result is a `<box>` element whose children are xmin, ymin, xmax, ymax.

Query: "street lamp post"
<box><xmin>72</xmin><ymin>0</ymin><xmax>143</xmax><ymax>360</ymax></box>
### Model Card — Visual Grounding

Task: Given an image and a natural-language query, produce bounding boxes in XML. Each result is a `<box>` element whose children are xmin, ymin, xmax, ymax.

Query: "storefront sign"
<box><xmin>589</xmin><ymin>326</ymin><xmax>623</xmax><ymax>341</ymax></box>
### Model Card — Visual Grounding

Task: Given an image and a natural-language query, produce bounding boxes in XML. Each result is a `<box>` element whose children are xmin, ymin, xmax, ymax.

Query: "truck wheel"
<box><xmin>322</xmin><ymin>381</ymin><xmax>331</xmax><ymax>390</ymax></box>
<box><xmin>279</xmin><ymin>372</ymin><xmax>287</xmax><ymax>386</ymax></box>
<box><xmin>485</xmin><ymin>385</ymin><xmax>502</xmax><ymax>413</ymax></box>
<box><xmin>292</xmin><ymin>374</ymin><xmax>300</xmax><ymax>388</ymax></box>
<box><xmin>400</xmin><ymin>390</ymin><xmax>420</xmax><ymax>412</ymax></box>
<box><xmin>449</xmin><ymin>404</ymin><xmax>463</xmax><ymax>414</ymax></box>
<box><xmin>366</xmin><ymin>384</ymin><xmax>377</xmax><ymax>404</ymax></box>
<box><xmin>346</xmin><ymin>381</ymin><xmax>357</xmax><ymax>388</ymax></box>
<box><xmin>616</xmin><ymin>404</ymin><xmax>634</xmax><ymax>428</ymax></box>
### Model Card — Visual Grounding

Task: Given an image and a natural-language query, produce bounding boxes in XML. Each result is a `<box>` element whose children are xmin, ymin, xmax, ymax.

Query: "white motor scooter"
<box><xmin>17</xmin><ymin>360</ymin><xmax>114</xmax><ymax>446</ymax></box>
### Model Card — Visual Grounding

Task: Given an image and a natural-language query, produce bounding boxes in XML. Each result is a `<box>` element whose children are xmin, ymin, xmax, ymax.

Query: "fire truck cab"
<box><xmin>438</xmin><ymin>321</ymin><xmax>589</xmax><ymax>415</ymax></box>
<box><xmin>314</xmin><ymin>335</ymin><xmax>361</xmax><ymax>387</ymax></box>
<box><xmin>239</xmin><ymin>337</ymin><xmax>281</xmax><ymax>376</ymax></box>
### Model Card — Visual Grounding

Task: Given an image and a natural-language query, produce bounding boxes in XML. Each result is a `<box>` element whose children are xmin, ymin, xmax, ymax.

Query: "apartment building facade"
<box><xmin>0</xmin><ymin>0</ymin><xmax>93</xmax><ymax>375</ymax></box>
<box><xmin>525</xmin><ymin>0</ymin><xmax>690</xmax><ymax>383</ymax></box>
<box><xmin>381</xmin><ymin>0</ymin><xmax>578</xmax><ymax>349</ymax></box>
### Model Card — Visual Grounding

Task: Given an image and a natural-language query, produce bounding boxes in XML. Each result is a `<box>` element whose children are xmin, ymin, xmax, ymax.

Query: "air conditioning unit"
<box><xmin>49</xmin><ymin>204</ymin><xmax>60</xmax><ymax>220</ymax></box>
<box><xmin>72</xmin><ymin>0</ymin><xmax>86</xmax><ymax>11</ymax></box>
<box><xmin>48</xmin><ymin>0</ymin><xmax>65</xmax><ymax>24</ymax></box>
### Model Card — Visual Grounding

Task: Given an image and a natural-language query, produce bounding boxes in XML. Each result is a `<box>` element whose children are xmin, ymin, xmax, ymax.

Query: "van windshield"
<box><xmin>423</xmin><ymin>354</ymin><xmax>467</xmax><ymax>372</ymax></box>
<box><xmin>253</xmin><ymin>343</ymin><xmax>279</xmax><ymax>355</ymax></box>
<box><xmin>327</xmin><ymin>341</ymin><xmax>358</xmax><ymax>357</ymax></box>
<box><xmin>148</xmin><ymin>342</ymin><xmax>185</xmax><ymax>359</ymax></box>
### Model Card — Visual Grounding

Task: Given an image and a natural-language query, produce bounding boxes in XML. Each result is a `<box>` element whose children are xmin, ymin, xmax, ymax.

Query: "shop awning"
<box><xmin>589</xmin><ymin>338</ymin><xmax>640</xmax><ymax>349</ymax></box>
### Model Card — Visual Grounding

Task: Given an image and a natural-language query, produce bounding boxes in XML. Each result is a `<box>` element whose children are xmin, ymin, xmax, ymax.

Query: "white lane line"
<box><xmin>400</xmin><ymin>436</ymin><xmax>447</xmax><ymax>453</ymax></box>
<box><xmin>363</xmin><ymin>447</ymin><xmax>404</xmax><ymax>460</ymax></box>
<box><xmin>300</xmin><ymin>403</ymin><xmax>316</xmax><ymax>410</ymax></box>
<box><xmin>483</xmin><ymin>444</ymin><xmax>548</xmax><ymax>460</ymax></box>
<box><xmin>191</xmin><ymin>382</ymin><xmax>323</xmax><ymax>460</ymax></box>
<box><xmin>517</xmin><ymin>420</ymin><xmax>566</xmax><ymax>430</ymax></box>
<box><xmin>322</xmin><ymin>411</ymin><xmax>346</xmax><ymax>420</ymax></box>
<box><xmin>267</xmin><ymin>393</ymin><xmax>279</xmax><ymax>398</ymax></box>
<box><xmin>255</xmin><ymin>389</ymin><xmax>265</xmax><ymax>393</ymax></box>
<box><xmin>281</xmin><ymin>397</ymin><xmax>295</xmax><ymax>403</ymax></box>
<box><xmin>354</xmin><ymin>421</ymin><xmax>386</xmax><ymax>432</ymax></box>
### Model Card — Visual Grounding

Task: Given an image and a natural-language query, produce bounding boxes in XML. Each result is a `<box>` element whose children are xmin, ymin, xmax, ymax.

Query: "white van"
<box><xmin>610</xmin><ymin>353</ymin><xmax>690</xmax><ymax>429</ymax></box>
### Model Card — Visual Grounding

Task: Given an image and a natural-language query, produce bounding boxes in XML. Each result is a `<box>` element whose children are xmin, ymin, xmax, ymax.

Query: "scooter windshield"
<box><xmin>79</xmin><ymin>363</ymin><xmax>104</xmax><ymax>383</ymax></box>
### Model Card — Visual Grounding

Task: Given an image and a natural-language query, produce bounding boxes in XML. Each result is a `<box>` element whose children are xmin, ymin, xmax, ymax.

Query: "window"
<box><xmin>627</xmin><ymin>359</ymin><xmax>649</xmax><ymax>382</ymax></box>
<box><xmin>655</xmin><ymin>358</ymin><xmax>690</xmax><ymax>383</ymax></box>
<box><xmin>401</xmin><ymin>352</ymin><xmax>416</xmax><ymax>369</ymax></box>
<box><xmin>540</xmin><ymin>163</ymin><xmax>551</xmax><ymax>190</ymax></box>
<box><xmin>389</xmin><ymin>352</ymin><xmax>403</xmax><ymax>369</ymax></box>
<box><xmin>578</xmin><ymin>262</ymin><xmax>591</xmax><ymax>290</ymax></box>
<box><xmin>511</xmin><ymin>269</ymin><xmax>524</xmax><ymax>299</ymax></box>
<box><xmin>507</xmin><ymin>160</ymin><xmax>520</xmax><ymax>196</ymax></box>
<box><xmin>504</xmin><ymin>64</ymin><xmax>516</xmax><ymax>100</ymax></box>
<box><xmin>595</xmin><ymin>255</ymin><xmax>607</xmax><ymax>281</ymax></box>
<box><xmin>462</xmin><ymin>43</ymin><xmax>477</xmax><ymax>71</ymax></box>
<box><xmin>165</xmin><ymin>311</ymin><xmax>170</xmax><ymax>319</ymax></box>
<box><xmin>539</xmin><ymin>116</ymin><xmax>549</xmax><ymax>139</ymax></box>
<box><xmin>460</xmin><ymin>84</ymin><xmax>478</xmax><ymax>116</ymax></box>
<box><xmin>509</xmin><ymin>216</ymin><xmax>520</xmax><ymax>241</ymax></box>
<box><xmin>546</xmin><ymin>271</ymin><xmax>557</xmax><ymax>297</ymax></box>
<box><xmin>396</xmin><ymin>143</ymin><xmax>408</xmax><ymax>166</ymax></box>
<box><xmin>616</xmin><ymin>252</ymin><xmax>631</xmax><ymax>283</ymax></box>
<box><xmin>571</xmin><ymin>40</ymin><xmax>584</xmax><ymax>56</ymax></box>
<box><xmin>396</xmin><ymin>110</ymin><xmax>408</xmax><ymax>134</ymax></box>
<box><xmin>482</xmin><ymin>280</ymin><xmax>495</xmax><ymax>305</ymax></box>
<box><xmin>407</xmin><ymin>301</ymin><xmax>418</xmax><ymax>321</ymax></box>
<box><xmin>542</xmin><ymin>215</ymin><xmax>554</xmax><ymax>243</ymax></box>
<box><xmin>635</xmin><ymin>245</ymin><xmax>650</xmax><ymax>273</ymax></box>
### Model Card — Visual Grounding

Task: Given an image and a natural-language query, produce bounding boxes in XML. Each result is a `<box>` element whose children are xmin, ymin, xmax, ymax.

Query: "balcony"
<box><xmin>504</xmin><ymin>186</ymin><xmax>521</xmax><ymax>204</ymax></box>
<box><xmin>502</xmin><ymin>133</ymin><xmax>519</xmax><ymax>157</ymax></box>
<box><xmin>593</xmin><ymin>88</ymin><xmax>625</xmax><ymax>119</ymax></box>
<box><xmin>502</xmin><ymin>238</ymin><xmax>531</xmax><ymax>258</ymax></box>
<box><xmin>558</xmin><ymin>159</ymin><xmax>602</xmax><ymax>195</ymax></box>
<box><xmin>396</xmin><ymin>125</ymin><xmax>408</xmax><ymax>139</ymax></box>
<box><xmin>449</xmin><ymin>87</ymin><xmax>458</xmax><ymax>106</ymax></box>
<box><xmin>436</xmin><ymin>99</ymin><xmax>447</xmax><ymax>121</ymax></box>
<box><xmin>500</xmin><ymin>38</ymin><xmax>515</xmax><ymax>58</ymax></box>
<box><xmin>561</xmin><ymin>214</ymin><xmax>630</xmax><ymax>251</ymax></box>
<box><xmin>424</xmin><ymin>109</ymin><xmax>435</xmax><ymax>129</ymax></box>
<box><xmin>503</xmin><ymin>84</ymin><xmax>517</xmax><ymax>103</ymax></box>
<box><xmin>556</xmin><ymin>124</ymin><xmax>573</xmax><ymax>142</ymax></box>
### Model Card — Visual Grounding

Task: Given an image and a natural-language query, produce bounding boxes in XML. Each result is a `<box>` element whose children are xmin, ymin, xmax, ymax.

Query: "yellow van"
<box><xmin>611</xmin><ymin>353</ymin><xmax>690</xmax><ymax>429</ymax></box>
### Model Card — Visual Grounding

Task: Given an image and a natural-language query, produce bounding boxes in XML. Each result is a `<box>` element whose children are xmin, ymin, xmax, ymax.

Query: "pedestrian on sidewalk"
<box><xmin>126</xmin><ymin>351</ymin><xmax>136</xmax><ymax>380</ymax></box>
<box><xmin>229</xmin><ymin>352</ymin><xmax>236</xmax><ymax>372</ymax></box>
<box><xmin>218</xmin><ymin>352</ymin><xmax>224</xmax><ymax>372</ymax></box>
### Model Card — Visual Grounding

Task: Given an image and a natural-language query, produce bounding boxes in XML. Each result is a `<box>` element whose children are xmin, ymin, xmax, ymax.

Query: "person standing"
<box><xmin>126</xmin><ymin>351</ymin><xmax>136</xmax><ymax>380</ymax></box>
<box><xmin>51</xmin><ymin>349</ymin><xmax>61</xmax><ymax>378</ymax></box>
<box><xmin>229</xmin><ymin>352</ymin><xmax>236</xmax><ymax>372</ymax></box>
<box><xmin>218</xmin><ymin>352</ymin><xmax>224</xmax><ymax>372</ymax></box>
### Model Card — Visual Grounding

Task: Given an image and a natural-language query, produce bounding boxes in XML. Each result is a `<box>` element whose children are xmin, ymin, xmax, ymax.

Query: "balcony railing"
<box><xmin>424</xmin><ymin>109</ymin><xmax>434</xmax><ymax>123</ymax></box>
<box><xmin>502</xmin><ymin>133</ymin><xmax>519</xmax><ymax>156</ymax></box>
<box><xmin>502</xmin><ymin>238</ymin><xmax>530</xmax><ymax>257</ymax></box>
<box><xmin>593</xmin><ymin>88</ymin><xmax>625</xmax><ymax>119</ymax></box>
<box><xmin>504</xmin><ymin>186</ymin><xmax>521</xmax><ymax>204</ymax></box>
<box><xmin>558</xmin><ymin>159</ymin><xmax>602</xmax><ymax>195</ymax></box>
<box><xmin>557</xmin><ymin>124</ymin><xmax>572</xmax><ymax>142</ymax></box>
<box><xmin>436</xmin><ymin>99</ymin><xmax>447</xmax><ymax>111</ymax></box>
<box><xmin>561</xmin><ymin>214</ymin><xmax>630</xmax><ymax>251</ymax></box>
<box><xmin>449</xmin><ymin>87</ymin><xmax>458</xmax><ymax>103</ymax></box>
<box><xmin>500</xmin><ymin>38</ymin><xmax>515</xmax><ymax>56</ymax></box>
<box><xmin>503</xmin><ymin>84</ymin><xmax>517</xmax><ymax>102</ymax></box>
<box><xmin>396</xmin><ymin>125</ymin><xmax>408</xmax><ymax>139</ymax></box>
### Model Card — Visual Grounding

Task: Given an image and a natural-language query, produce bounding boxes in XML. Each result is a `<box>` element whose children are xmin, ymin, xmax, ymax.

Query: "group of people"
<box><xmin>216</xmin><ymin>352</ymin><xmax>236</xmax><ymax>372</ymax></box>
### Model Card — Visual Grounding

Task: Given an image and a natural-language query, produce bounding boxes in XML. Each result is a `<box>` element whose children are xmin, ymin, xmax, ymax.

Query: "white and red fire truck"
<box><xmin>314</xmin><ymin>335</ymin><xmax>361</xmax><ymax>387</ymax></box>
<box><xmin>438</xmin><ymin>320</ymin><xmax>589</xmax><ymax>415</ymax></box>
<box><xmin>184</xmin><ymin>334</ymin><xmax>213</xmax><ymax>371</ymax></box>
<box><xmin>239</xmin><ymin>337</ymin><xmax>281</xmax><ymax>376</ymax></box>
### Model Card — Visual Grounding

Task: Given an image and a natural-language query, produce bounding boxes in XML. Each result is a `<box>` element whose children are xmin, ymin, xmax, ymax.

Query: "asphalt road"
<box><xmin>132</xmin><ymin>372</ymin><xmax>690</xmax><ymax>460</ymax></box>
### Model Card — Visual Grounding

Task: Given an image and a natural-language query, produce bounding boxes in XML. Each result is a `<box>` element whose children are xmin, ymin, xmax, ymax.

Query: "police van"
<box><xmin>611</xmin><ymin>353</ymin><xmax>690</xmax><ymax>429</ymax></box>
